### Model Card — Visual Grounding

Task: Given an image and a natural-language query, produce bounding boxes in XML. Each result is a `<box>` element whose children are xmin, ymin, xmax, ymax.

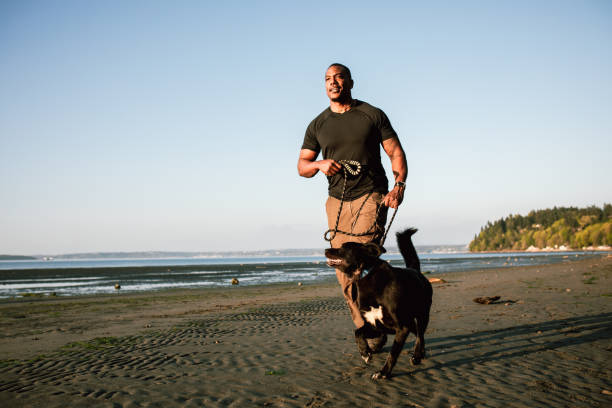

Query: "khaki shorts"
<box><xmin>325</xmin><ymin>192</ymin><xmax>388</xmax><ymax>248</ymax></box>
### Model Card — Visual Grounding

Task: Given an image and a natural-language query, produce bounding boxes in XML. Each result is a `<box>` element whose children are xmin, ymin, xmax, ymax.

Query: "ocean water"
<box><xmin>0</xmin><ymin>251</ymin><xmax>604</xmax><ymax>298</ymax></box>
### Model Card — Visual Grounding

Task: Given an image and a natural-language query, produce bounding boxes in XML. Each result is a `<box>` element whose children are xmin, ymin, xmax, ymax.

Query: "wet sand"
<box><xmin>1</xmin><ymin>255</ymin><xmax>611</xmax><ymax>407</ymax></box>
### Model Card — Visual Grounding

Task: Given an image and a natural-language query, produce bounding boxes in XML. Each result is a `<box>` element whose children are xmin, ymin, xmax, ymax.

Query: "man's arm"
<box><xmin>381</xmin><ymin>137</ymin><xmax>407</xmax><ymax>208</ymax></box>
<box><xmin>298</xmin><ymin>149</ymin><xmax>342</xmax><ymax>178</ymax></box>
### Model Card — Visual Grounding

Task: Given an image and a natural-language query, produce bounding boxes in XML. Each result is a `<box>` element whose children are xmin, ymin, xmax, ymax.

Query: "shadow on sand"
<box><xmin>397</xmin><ymin>312</ymin><xmax>612</xmax><ymax>376</ymax></box>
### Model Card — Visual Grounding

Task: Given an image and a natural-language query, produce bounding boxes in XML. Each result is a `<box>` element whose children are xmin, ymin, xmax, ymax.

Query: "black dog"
<box><xmin>325</xmin><ymin>228</ymin><xmax>432</xmax><ymax>379</ymax></box>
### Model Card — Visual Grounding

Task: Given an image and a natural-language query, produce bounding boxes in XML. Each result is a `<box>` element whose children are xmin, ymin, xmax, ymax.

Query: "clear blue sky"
<box><xmin>1</xmin><ymin>1</ymin><xmax>611</xmax><ymax>254</ymax></box>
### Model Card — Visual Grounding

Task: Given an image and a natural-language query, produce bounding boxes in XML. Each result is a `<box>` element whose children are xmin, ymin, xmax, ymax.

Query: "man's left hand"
<box><xmin>383</xmin><ymin>186</ymin><xmax>404</xmax><ymax>208</ymax></box>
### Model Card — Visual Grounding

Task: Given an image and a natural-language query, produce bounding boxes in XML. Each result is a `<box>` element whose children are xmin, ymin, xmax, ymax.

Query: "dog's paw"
<box><xmin>371</xmin><ymin>371</ymin><xmax>388</xmax><ymax>380</ymax></box>
<box><xmin>361</xmin><ymin>353</ymin><xmax>372</xmax><ymax>364</ymax></box>
<box><xmin>410</xmin><ymin>356</ymin><xmax>422</xmax><ymax>366</ymax></box>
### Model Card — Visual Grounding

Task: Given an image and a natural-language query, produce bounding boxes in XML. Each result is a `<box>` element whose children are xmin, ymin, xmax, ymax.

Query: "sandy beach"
<box><xmin>1</xmin><ymin>255</ymin><xmax>611</xmax><ymax>407</ymax></box>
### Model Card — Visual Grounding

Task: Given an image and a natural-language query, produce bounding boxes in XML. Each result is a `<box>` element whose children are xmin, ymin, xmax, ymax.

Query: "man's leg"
<box><xmin>325</xmin><ymin>193</ymin><xmax>387</xmax><ymax>329</ymax></box>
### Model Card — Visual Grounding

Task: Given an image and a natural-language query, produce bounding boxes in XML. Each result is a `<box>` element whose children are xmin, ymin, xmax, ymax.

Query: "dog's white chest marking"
<box><xmin>363</xmin><ymin>306</ymin><xmax>384</xmax><ymax>326</ymax></box>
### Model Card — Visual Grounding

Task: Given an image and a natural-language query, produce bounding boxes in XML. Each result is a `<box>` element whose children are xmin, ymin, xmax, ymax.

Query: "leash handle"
<box><xmin>338</xmin><ymin>160</ymin><xmax>361</xmax><ymax>176</ymax></box>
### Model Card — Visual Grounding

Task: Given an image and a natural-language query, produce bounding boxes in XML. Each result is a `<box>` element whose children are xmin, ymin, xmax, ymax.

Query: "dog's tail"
<box><xmin>396</xmin><ymin>228</ymin><xmax>421</xmax><ymax>273</ymax></box>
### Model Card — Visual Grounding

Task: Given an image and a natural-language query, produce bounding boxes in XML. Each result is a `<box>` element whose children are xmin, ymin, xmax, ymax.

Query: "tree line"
<box><xmin>469</xmin><ymin>204</ymin><xmax>612</xmax><ymax>252</ymax></box>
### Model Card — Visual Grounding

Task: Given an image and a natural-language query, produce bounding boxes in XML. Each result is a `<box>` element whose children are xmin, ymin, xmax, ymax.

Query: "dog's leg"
<box><xmin>354</xmin><ymin>326</ymin><xmax>373</xmax><ymax>364</ymax></box>
<box><xmin>411</xmin><ymin>309</ymin><xmax>429</xmax><ymax>365</ymax></box>
<box><xmin>411</xmin><ymin>317</ymin><xmax>426</xmax><ymax>365</ymax></box>
<box><xmin>367</xmin><ymin>333</ymin><xmax>387</xmax><ymax>353</ymax></box>
<box><xmin>372</xmin><ymin>327</ymin><xmax>409</xmax><ymax>380</ymax></box>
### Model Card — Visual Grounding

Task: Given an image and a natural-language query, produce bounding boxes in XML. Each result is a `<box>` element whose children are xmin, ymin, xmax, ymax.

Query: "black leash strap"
<box><xmin>323</xmin><ymin>160</ymin><xmax>398</xmax><ymax>246</ymax></box>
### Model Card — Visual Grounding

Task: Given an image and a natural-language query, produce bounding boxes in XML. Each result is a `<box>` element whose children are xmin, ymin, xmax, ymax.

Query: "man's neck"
<box><xmin>329</xmin><ymin>97</ymin><xmax>355</xmax><ymax>114</ymax></box>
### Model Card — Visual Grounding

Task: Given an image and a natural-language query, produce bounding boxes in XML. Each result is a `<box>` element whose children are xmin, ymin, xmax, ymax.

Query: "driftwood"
<box><xmin>473</xmin><ymin>296</ymin><xmax>500</xmax><ymax>304</ymax></box>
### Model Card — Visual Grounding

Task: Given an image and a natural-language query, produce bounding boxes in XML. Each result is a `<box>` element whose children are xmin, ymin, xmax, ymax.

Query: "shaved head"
<box><xmin>328</xmin><ymin>63</ymin><xmax>352</xmax><ymax>80</ymax></box>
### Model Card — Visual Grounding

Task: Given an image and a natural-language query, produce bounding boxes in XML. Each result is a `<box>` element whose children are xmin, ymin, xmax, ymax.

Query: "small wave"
<box><xmin>1</xmin><ymin>280</ymin><xmax>108</xmax><ymax>290</ymax></box>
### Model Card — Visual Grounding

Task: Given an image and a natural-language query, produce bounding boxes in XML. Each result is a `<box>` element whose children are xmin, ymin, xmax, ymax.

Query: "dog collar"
<box><xmin>360</xmin><ymin>260</ymin><xmax>387</xmax><ymax>278</ymax></box>
<box><xmin>360</xmin><ymin>267</ymin><xmax>378</xmax><ymax>279</ymax></box>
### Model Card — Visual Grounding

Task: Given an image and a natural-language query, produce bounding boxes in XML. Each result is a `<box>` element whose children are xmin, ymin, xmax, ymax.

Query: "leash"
<box><xmin>323</xmin><ymin>160</ymin><xmax>399</xmax><ymax>247</ymax></box>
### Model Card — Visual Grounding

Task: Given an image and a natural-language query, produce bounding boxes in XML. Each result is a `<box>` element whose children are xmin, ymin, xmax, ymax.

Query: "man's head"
<box><xmin>325</xmin><ymin>63</ymin><xmax>353</xmax><ymax>103</ymax></box>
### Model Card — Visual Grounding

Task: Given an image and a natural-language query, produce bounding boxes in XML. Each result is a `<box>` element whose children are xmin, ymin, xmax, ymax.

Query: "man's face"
<box><xmin>325</xmin><ymin>65</ymin><xmax>353</xmax><ymax>102</ymax></box>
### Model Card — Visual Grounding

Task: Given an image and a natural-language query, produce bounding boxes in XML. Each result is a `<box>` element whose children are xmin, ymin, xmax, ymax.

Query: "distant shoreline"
<box><xmin>0</xmin><ymin>244</ymin><xmax>469</xmax><ymax>260</ymax></box>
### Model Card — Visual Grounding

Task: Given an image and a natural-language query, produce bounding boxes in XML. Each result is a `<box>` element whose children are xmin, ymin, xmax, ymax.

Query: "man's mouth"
<box><xmin>329</xmin><ymin>87</ymin><xmax>340</xmax><ymax>93</ymax></box>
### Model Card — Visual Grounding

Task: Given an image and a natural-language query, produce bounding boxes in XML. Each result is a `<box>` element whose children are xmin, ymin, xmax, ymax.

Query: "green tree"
<box><xmin>469</xmin><ymin>204</ymin><xmax>611</xmax><ymax>251</ymax></box>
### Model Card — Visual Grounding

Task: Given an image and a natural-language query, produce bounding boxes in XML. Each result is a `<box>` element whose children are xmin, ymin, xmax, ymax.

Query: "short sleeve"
<box><xmin>301</xmin><ymin>119</ymin><xmax>320</xmax><ymax>153</ymax></box>
<box><xmin>378</xmin><ymin>110</ymin><xmax>398</xmax><ymax>141</ymax></box>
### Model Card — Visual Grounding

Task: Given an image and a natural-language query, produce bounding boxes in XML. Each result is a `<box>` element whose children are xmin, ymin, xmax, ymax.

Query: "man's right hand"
<box><xmin>318</xmin><ymin>159</ymin><xmax>342</xmax><ymax>176</ymax></box>
<box><xmin>298</xmin><ymin>149</ymin><xmax>343</xmax><ymax>178</ymax></box>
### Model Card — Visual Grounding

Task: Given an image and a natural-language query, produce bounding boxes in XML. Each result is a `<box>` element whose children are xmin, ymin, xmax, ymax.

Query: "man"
<box><xmin>297</xmin><ymin>63</ymin><xmax>408</xmax><ymax>337</ymax></box>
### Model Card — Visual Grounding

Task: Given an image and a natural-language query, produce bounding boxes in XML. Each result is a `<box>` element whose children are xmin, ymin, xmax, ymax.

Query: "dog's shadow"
<box><xmin>384</xmin><ymin>312</ymin><xmax>612</xmax><ymax>378</ymax></box>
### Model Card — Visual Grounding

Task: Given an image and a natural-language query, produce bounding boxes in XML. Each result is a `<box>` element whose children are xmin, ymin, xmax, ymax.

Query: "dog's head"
<box><xmin>324</xmin><ymin>242</ymin><xmax>386</xmax><ymax>276</ymax></box>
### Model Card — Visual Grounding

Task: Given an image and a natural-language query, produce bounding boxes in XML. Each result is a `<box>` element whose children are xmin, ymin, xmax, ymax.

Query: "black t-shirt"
<box><xmin>302</xmin><ymin>100</ymin><xmax>398</xmax><ymax>200</ymax></box>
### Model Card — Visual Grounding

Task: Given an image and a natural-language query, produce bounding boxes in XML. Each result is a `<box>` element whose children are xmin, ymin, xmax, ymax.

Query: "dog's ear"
<box><xmin>364</xmin><ymin>242</ymin><xmax>384</xmax><ymax>257</ymax></box>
